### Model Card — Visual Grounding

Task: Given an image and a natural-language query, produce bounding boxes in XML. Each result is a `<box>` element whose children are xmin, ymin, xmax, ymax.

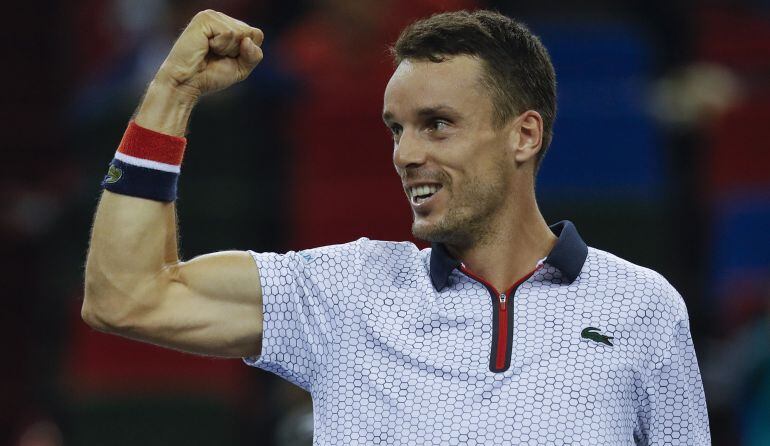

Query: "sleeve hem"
<box><xmin>242</xmin><ymin>250</ymin><xmax>266</xmax><ymax>368</ymax></box>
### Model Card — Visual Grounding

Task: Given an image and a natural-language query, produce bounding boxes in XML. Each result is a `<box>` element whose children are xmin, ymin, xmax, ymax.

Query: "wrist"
<box><xmin>101</xmin><ymin>121</ymin><xmax>187</xmax><ymax>202</ymax></box>
<box><xmin>134</xmin><ymin>79</ymin><xmax>199</xmax><ymax>137</ymax></box>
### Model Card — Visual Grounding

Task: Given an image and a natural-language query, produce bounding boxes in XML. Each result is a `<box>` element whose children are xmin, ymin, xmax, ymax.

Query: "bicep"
<box><xmin>130</xmin><ymin>250</ymin><xmax>264</xmax><ymax>358</ymax></box>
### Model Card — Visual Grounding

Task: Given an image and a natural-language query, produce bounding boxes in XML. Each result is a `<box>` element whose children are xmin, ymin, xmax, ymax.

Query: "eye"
<box><xmin>388</xmin><ymin>124</ymin><xmax>403</xmax><ymax>139</ymax></box>
<box><xmin>427</xmin><ymin>118</ymin><xmax>450</xmax><ymax>133</ymax></box>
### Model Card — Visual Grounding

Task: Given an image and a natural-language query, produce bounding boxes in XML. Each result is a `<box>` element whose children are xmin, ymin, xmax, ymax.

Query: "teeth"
<box><xmin>408</xmin><ymin>184</ymin><xmax>441</xmax><ymax>202</ymax></box>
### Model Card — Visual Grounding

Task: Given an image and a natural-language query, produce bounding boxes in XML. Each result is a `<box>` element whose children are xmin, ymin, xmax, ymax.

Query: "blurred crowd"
<box><xmin>2</xmin><ymin>1</ymin><xmax>769</xmax><ymax>445</ymax></box>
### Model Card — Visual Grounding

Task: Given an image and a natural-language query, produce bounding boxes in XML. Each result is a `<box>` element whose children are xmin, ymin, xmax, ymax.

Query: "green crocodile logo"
<box><xmin>105</xmin><ymin>164</ymin><xmax>122</xmax><ymax>184</ymax></box>
<box><xmin>581</xmin><ymin>327</ymin><xmax>613</xmax><ymax>346</ymax></box>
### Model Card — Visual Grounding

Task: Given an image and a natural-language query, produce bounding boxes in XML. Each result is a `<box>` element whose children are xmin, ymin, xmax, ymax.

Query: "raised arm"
<box><xmin>82</xmin><ymin>10</ymin><xmax>266</xmax><ymax>358</ymax></box>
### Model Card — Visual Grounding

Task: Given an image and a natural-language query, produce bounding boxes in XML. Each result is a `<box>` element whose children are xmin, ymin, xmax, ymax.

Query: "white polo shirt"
<box><xmin>245</xmin><ymin>221</ymin><xmax>711</xmax><ymax>445</ymax></box>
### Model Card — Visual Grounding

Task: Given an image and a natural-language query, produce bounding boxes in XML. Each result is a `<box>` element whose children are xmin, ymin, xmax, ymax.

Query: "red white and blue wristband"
<box><xmin>101</xmin><ymin>121</ymin><xmax>187</xmax><ymax>202</ymax></box>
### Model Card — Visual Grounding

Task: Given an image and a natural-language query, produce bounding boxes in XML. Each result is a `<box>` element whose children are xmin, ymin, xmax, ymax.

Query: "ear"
<box><xmin>509</xmin><ymin>110</ymin><xmax>543</xmax><ymax>164</ymax></box>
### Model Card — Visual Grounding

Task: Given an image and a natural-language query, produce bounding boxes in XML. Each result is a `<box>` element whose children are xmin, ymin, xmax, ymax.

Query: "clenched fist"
<box><xmin>155</xmin><ymin>9</ymin><xmax>264</xmax><ymax>98</ymax></box>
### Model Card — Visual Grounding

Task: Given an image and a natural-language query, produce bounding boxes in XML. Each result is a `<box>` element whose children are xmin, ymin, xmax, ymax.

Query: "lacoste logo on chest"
<box><xmin>581</xmin><ymin>326</ymin><xmax>613</xmax><ymax>346</ymax></box>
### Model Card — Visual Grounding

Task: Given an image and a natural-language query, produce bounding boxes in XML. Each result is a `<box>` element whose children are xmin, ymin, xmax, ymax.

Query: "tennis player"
<box><xmin>83</xmin><ymin>9</ymin><xmax>711</xmax><ymax>445</ymax></box>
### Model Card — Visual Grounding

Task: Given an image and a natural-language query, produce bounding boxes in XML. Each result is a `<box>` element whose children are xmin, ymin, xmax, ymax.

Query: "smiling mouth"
<box><xmin>408</xmin><ymin>184</ymin><xmax>443</xmax><ymax>205</ymax></box>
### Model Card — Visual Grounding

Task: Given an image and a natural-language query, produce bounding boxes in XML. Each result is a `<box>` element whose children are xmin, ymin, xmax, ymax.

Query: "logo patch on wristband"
<box><xmin>105</xmin><ymin>164</ymin><xmax>123</xmax><ymax>184</ymax></box>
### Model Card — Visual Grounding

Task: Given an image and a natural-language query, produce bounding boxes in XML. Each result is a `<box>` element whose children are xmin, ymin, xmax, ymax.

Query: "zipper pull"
<box><xmin>499</xmin><ymin>293</ymin><xmax>507</xmax><ymax>311</ymax></box>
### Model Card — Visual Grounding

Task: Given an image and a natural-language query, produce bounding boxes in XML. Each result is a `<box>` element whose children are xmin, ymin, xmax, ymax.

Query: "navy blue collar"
<box><xmin>429</xmin><ymin>220</ymin><xmax>588</xmax><ymax>291</ymax></box>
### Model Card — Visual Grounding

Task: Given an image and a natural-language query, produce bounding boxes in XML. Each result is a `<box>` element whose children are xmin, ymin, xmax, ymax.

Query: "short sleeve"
<box><xmin>242</xmin><ymin>240</ymin><xmax>365</xmax><ymax>392</ymax></box>
<box><xmin>634</xmin><ymin>283</ymin><xmax>712</xmax><ymax>445</ymax></box>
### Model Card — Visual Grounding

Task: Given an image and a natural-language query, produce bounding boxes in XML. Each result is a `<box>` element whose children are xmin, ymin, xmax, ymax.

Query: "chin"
<box><xmin>411</xmin><ymin>221</ymin><xmax>436</xmax><ymax>242</ymax></box>
<box><xmin>411</xmin><ymin>208</ymin><xmax>489</xmax><ymax>247</ymax></box>
<box><xmin>412</xmin><ymin>218</ymin><xmax>463</xmax><ymax>245</ymax></box>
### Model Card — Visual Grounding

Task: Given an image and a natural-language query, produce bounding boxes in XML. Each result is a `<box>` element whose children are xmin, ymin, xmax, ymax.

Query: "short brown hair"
<box><xmin>392</xmin><ymin>10</ymin><xmax>557</xmax><ymax>170</ymax></box>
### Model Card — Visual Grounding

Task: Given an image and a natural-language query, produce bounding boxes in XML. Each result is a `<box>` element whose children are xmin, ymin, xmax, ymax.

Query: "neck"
<box><xmin>447</xmin><ymin>193</ymin><xmax>557</xmax><ymax>292</ymax></box>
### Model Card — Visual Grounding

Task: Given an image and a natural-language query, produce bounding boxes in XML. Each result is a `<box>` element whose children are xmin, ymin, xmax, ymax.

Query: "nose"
<box><xmin>393</xmin><ymin>129</ymin><xmax>427</xmax><ymax>170</ymax></box>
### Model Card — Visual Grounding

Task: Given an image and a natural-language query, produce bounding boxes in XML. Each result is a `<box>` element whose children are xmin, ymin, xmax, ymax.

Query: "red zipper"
<box><xmin>460</xmin><ymin>263</ymin><xmax>543</xmax><ymax>371</ymax></box>
<box><xmin>496</xmin><ymin>291</ymin><xmax>508</xmax><ymax>370</ymax></box>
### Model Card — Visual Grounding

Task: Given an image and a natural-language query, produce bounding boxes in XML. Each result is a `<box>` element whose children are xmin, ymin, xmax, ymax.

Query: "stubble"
<box><xmin>412</xmin><ymin>162</ymin><xmax>509</xmax><ymax>249</ymax></box>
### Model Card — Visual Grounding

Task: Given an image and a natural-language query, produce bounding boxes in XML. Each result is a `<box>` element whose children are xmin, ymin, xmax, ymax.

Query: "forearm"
<box><xmin>83</xmin><ymin>82</ymin><xmax>196</xmax><ymax>329</ymax></box>
<box><xmin>83</xmin><ymin>193</ymin><xmax>177</xmax><ymax>327</ymax></box>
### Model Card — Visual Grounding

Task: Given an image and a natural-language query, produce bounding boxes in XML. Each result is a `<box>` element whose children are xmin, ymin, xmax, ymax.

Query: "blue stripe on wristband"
<box><xmin>101</xmin><ymin>158</ymin><xmax>179</xmax><ymax>202</ymax></box>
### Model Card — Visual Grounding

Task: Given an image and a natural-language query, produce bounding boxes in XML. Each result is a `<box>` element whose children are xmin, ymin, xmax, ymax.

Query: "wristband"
<box><xmin>101</xmin><ymin>121</ymin><xmax>187</xmax><ymax>202</ymax></box>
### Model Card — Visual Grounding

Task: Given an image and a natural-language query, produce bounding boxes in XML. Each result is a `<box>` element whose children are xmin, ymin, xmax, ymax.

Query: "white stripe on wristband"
<box><xmin>114</xmin><ymin>151</ymin><xmax>182</xmax><ymax>174</ymax></box>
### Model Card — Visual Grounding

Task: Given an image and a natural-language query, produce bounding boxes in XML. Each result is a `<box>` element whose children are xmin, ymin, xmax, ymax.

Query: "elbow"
<box><xmin>81</xmin><ymin>279</ymin><xmax>115</xmax><ymax>332</ymax></box>
<box><xmin>81</xmin><ymin>273</ymin><xmax>137</xmax><ymax>334</ymax></box>
<box><xmin>81</xmin><ymin>300</ymin><xmax>108</xmax><ymax>331</ymax></box>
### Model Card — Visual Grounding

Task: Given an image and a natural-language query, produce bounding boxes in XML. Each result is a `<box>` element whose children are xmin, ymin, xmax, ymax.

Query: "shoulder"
<box><xmin>352</xmin><ymin>238</ymin><xmax>424</xmax><ymax>264</ymax></box>
<box><xmin>583</xmin><ymin>246</ymin><xmax>688</xmax><ymax>321</ymax></box>
<box><xmin>252</xmin><ymin>238</ymin><xmax>424</xmax><ymax>277</ymax></box>
<box><xmin>296</xmin><ymin>237</ymin><xmax>421</xmax><ymax>264</ymax></box>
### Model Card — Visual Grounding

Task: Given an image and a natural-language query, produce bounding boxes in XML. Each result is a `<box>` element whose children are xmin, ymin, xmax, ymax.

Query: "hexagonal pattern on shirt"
<box><xmin>244</xmin><ymin>230</ymin><xmax>710</xmax><ymax>445</ymax></box>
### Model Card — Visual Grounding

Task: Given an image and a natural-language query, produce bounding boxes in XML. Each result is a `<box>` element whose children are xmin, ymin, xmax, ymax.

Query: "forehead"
<box><xmin>383</xmin><ymin>55</ymin><xmax>489</xmax><ymax>119</ymax></box>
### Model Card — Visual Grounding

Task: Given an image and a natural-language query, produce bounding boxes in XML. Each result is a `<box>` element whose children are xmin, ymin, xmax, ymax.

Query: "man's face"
<box><xmin>383</xmin><ymin>55</ymin><xmax>513</xmax><ymax>246</ymax></box>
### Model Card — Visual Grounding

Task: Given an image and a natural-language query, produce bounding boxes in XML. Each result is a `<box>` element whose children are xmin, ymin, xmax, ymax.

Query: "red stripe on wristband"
<box><xmin>117</xmin><ymin>121</ymin><xmax>187</xmax><ymax>166</ymax></box>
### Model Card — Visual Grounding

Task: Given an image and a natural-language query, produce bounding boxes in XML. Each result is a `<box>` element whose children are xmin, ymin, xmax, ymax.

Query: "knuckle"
<box><xmin>214</xmin><ymin>10</ymin><xmax>235</xmax><ymax>23</ymax></box>
<box><xmin>196</xmin><ymin>9</ymin><xmax>217</xmax><ymax>20</ymax></box>
<box><xmin>232</xmin><ymin>17</ymin><xmax>249</xmax><ymax>27</ymax></box>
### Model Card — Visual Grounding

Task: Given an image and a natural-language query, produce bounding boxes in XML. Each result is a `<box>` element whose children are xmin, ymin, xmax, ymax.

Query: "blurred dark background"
<box><xmin>2</xmin><ymin>0</ymin><xmax>769</xmax><ymax>445</ymax></box>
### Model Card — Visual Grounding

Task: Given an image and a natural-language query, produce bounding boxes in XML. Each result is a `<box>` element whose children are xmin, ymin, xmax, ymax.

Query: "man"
<box><xmin>82</xmin><ymin>9</ymin><xmax>711</xmax><ymax>445</ymax></box>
